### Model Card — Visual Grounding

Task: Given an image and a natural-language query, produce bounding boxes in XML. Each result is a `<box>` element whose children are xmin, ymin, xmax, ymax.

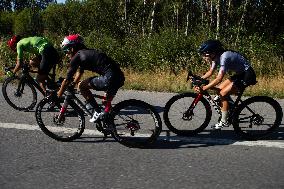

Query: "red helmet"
<box><xmin>7</xmin><ymin>35</ymin><xmax>21</xmax><ymax>51</ymax></box>
<box><xmin>61</xmin><ymin>34</ymin><xmax>84</xmax><ymax>52</ymax></box>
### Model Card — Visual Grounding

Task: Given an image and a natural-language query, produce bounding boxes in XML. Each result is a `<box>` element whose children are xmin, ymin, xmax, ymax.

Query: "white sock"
<box><xmin>221</xmin><ymin>111</ymin><xmax>228</xmax><ymax>123</ymax></box>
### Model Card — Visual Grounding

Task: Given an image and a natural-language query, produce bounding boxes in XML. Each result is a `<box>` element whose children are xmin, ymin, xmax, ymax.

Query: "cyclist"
<box><xmin>195</xmin><ymin>39</ymin><xmax>256</xmax><ymax>129</ymax></box>
<box><xmin>57</xmin><ymin>34</ymin><xmax>125</xmax><ymax>123</ymax></box>
<box><xmin>7</xmin><ymin>35</ymin><xmax>59</xmax><ymax>93</ymax></box>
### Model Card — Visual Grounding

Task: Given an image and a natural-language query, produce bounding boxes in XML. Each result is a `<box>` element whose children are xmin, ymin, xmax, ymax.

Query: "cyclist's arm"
<box><xmin>57</xmin><ymin>78</ymin><xmax>71</xmax><ymax>97</ymax></box>
<box><xmin>202</xmin><ymin>70</ymin><xmax>224</xmax><ymax>91</ymax></box>
<box><xmin>201</xmin><ymin>68</ymin><xmax>214</xmax><ymax>79</ymax></box>
<box><xmin>13</xmin><ymin>44</ymin><xmax>24</xmax><ymax>73</ymax></box>
<box><xmin>73</xmin><ymin>71</ymin><xmax>83</xmax><ymax>86</ymax></box>
<box><xmin>12</xmin><ymin>58</ymin><xmax>22</xmax><ymax>73</ymax></box>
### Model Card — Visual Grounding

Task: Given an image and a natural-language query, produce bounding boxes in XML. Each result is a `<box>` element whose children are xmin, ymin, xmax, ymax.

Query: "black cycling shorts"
<box><xmin>38</xmin><ymin>45</ymin><xmax>59</xmax><ymax>75</ymax></box>
<box><xmin>89</xmin><ymin>69</ymin><xmax>125</xmax><ymax>96</ymax></box>
<box><xmin>230</xmin><ymin>67</ymin><xmax>257</xmax><ymax>90</ymax></box>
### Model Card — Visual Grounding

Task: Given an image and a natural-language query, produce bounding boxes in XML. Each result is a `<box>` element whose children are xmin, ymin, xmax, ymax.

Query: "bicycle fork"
<box><xmin>56</xmin><ymin>95</ymin><xmax>70</xmax><ymax>123</ymax></box>
<box><xmin>183</xmin><ymin>93</ymin><xmax>204</xmax><ymax>120</ymax></box>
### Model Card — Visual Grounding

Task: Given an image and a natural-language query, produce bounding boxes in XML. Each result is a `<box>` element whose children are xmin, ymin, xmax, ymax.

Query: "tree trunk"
<box><xmin>226</xmin><ymin>0</ymin><xmax>233</xmax><ymax>27</ymax></box>
<box><xmin>216</xmin><ymin>0</ymin><xmax>221</xmax><ymax>39</ymax></box>
<box><xmin>150</xmin><ymin>1</ymin><xmax>157</xmax><ymax>35</ymax></box>
<box><xmin>142</xmin><ymin>0</ymin><xmax>146</xmax><ymax>37</ymax></box>
<box><xmin>174</xmin><ymin>4</ymin><xmax>179</xmax><ymax>35</ymax></box>
<box><xmin>235</xmin><ymin>0</ymin><xmax>249</xmax><ymax>45</ymax></box>
<box><xmin>185</xmin><ymin>0</ymin><xmax>190</xmax><ymax>36</ymax></box>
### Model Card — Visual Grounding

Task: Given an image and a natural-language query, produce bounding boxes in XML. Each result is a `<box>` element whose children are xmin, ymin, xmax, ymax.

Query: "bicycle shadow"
<box><xmin>71</xmin><ymin>136</ymin><xmax>117</xmax><ymax>144</ymax></box>
<box><xmin>141</xmin><ymin>126</ymin><xmax>284</xmax><ymax>149</ymax></box>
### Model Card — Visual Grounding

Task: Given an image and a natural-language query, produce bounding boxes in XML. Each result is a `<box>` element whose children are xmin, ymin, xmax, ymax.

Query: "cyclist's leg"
<box><xmin>38</xmin><ymin>46</ymin><xmax>58</xmax><ymax>93</ymax></box>
<box><xmin>29</xmin><ymin>55</ymin><xmax>41</xmax><ymax>69</ymax></box>
<box><xmin>213</xmin><ymin>79</ymin><xmax>237</xmax><ymax>128</ymax></box>
<box><xmin>104</xmin><ymin>70</ymin><xmax>125</xmax><ymax>113</ymax></box>
<box><xmin>79</xmin><ymin>77</ymin><xmax>102</xmax><ymax>112</ymax></box>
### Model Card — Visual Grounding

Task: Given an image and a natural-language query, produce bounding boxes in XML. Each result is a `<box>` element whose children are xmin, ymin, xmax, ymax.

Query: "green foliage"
<box><xmin>14</xmin><ymin>8</ymin><xmax>43</xmax><ymax>36</ymax></box>
<box><xmin>0</xmin><ymin>11</ymin><xmax>14</xmax><ymax>35</ymax></box>
<box><xmin>0</xmin><ymin>36</ymin><xmax>15</xmax><ymax>67</ymax></box>
<box><xmin>0</xmin><ymin>0</ymin><xmax>283</xmax><ymax>78</ymax></box>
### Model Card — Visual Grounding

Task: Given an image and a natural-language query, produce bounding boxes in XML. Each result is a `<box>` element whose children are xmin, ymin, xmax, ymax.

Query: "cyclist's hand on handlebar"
<box><xmin>194</xmin><ymin>86</ymin><xmax>204</xmax><ymax>93</ymax></box>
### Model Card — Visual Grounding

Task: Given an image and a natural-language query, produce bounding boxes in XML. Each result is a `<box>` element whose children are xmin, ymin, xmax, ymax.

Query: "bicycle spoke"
<box><xmin>111</xmin><ymin>99</ymin><xmax>162</xmax><ymax>147</ymax></box>
<box><xmin>233</xmin><ymin>96</ymin><xmax>282</xmax><ymax>140</ymax></box>
<box><xmin>2</xmin><ymin>77</ymin><xmax>37</xmax><ymax>110</ymax></box>
<box><xmin>36</xmin><ymin>98</ymin><xmax>85</xmax><ymax>141</ymax></box>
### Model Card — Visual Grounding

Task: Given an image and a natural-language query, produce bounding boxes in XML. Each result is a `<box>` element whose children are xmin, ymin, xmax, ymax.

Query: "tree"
<box><xmin>0</xmin><ymin>0</ymin><xmax>13</xmax><ymax>11</ymax></box>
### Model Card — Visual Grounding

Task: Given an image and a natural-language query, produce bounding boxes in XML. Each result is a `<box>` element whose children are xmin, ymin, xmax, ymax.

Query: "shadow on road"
<box><xmin>68</xmin><ymin>126</ymin><xmax>284</xmax><ymax>149</ymax></box>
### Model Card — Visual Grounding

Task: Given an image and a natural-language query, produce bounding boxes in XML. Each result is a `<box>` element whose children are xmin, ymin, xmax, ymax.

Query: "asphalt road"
<box><xmin>1</xmin><ymin>89</ymin><xmax>284</xmax><ymax>189</ymax></box>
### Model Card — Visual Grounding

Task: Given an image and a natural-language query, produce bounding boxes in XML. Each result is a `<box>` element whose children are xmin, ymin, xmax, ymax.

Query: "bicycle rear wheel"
<box><xmin>35</xmin><ymin>97</ymin><xmax>85</xmax><ymax>142</ymax></box>
<box><xmin>232</xmin><ymin>96</ymin><xmax>283</xmax><ymax>140</ymax></box>
<box><xmin>110</xmin><ymin>99</ymin><xmax>162</xmax><ymax>147</ymax></box>
<box><xmin>163</xmin><ymin>93</ymin><xmax>212</xmax><ymax>136</ymax></box>
<box><xmin>2</xmin><ymin>76</ymin><xmax>37</xmax><ymax>111</ymax></box>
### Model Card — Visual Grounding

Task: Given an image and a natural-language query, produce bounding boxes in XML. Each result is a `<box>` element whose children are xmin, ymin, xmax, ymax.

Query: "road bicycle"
<box><xmin>2</xmin><ymin>63</ymin><xmax>61</xmax><ymax>111</ymax></box>
<box><xmin>35</xmin><ymin>86</ymin><xmax>162</xmax><ymax>147</ymax></box>
<box><xmin>163</xmin><ymin>71</ymin><xmax>283</xmax><ymax>140</ymax></box>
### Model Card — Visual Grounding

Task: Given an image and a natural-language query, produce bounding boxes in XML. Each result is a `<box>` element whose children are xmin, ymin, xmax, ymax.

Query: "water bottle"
<box><xmin>85</xmin><ymin>102</ymin><xmax>94</xmax><ymax>114</ymax></box>
<box><xmin>213</xmin><ymin>95</ymin><xmax>221</xmax><ymax>106</ymax></box>
<box><xmin>228</xmin><ymin>96</ymin><xmax>235</xmax><ymax>110</ymax></box>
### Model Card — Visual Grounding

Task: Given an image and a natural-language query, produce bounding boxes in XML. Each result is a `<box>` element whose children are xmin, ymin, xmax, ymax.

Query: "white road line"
<box><xmin>1</xmin><ymin>122</ymin><xmax>284</xmax><ymax>149</ymax></box>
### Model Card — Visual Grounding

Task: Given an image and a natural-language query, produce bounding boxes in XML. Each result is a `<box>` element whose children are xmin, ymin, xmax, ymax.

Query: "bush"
<box><xmin>0</xmin><ymin>11</ymin><xmax>14</xmax><ymax>35</ymax></box>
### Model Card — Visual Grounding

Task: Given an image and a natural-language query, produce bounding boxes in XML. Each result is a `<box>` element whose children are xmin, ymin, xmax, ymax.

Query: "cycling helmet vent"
<box><xmin>61</xmin><ymin>34</ymin><xmax>84</xmax><ymax>52</ymax></box>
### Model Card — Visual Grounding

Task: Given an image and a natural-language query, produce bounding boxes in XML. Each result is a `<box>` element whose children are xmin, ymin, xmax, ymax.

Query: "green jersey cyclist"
<box><xmin>195</xmin><ymin>39</ymin><xmax>257</xmax><ymax>129</ymax></box>
<box><xmin>7</xmin><ymin>35</ymin><xmax>59</xmax><ymax>93</ymax></box>
<box><xmin>57</xmin><ymin>34</ymin><xmax>125</xmax><ymax>123</ymax></box>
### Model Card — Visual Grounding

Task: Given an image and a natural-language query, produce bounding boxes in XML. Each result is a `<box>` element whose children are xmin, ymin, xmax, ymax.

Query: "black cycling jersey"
<box><xmin>66</xmin><ymin>49</ymin><xmax>119</xmax><ymax>80</ymax></box>
<box><xmin>66</xmin><ymin>49</ymin><xmax>124</xmax><ymax>96</ymax></box>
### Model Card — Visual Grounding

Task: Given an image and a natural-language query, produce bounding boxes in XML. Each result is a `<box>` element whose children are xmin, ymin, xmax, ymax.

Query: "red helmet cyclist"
<box><xmin>61</xmin><ymin>34</ymin><xmax>85</xmax><ymax>53</ymax></box>
<box><xmin>7</xmin><ymin>35</ymin><xmax>22</xmax><ymax>52</ymax></box>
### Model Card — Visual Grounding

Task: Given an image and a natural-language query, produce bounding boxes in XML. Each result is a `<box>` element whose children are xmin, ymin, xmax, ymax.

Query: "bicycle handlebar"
<box><xmin>187</xmin><ymin>70</ymin><xmax>209</xmax><ymax>87</ymax></box>
<box><xmin>4</xmin><ymin>66</ymin><xmax>15</xmax><ymax>73</ymax></box>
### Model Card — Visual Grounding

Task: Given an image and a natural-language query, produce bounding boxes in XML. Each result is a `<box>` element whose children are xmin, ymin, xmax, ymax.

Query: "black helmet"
<box><xmin>198</xmin><ymin>40</ymin><xmax>224</xmax><ymax>54</ymax></box>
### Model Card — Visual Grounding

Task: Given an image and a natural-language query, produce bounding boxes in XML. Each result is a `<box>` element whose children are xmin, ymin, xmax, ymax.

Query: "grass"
<box><xmin>1</xmin><ymin>68</ymin><xmax>284</xmax><ymax>98</ymax></box>
<box><xmin>122</xmin><ymin>69</ymin><xmax>284</xmax><ymax>99</ymax></box>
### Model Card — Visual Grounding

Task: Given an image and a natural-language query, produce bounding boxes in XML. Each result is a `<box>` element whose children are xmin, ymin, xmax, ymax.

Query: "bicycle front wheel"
<box><xmin>35</xmin><ymin>97</ymin><xmax>85</xmax><ymax>142</ymax></box>
<box><xmin>2</xmin><ymin>76</ymin><xmax>37</xmax><ymax>111</ymax></box>
<box><xmin>110</xmin><ymin>99</ymin><xmax>162</xmax><ymax>147</ymax></box>
<box><xmin>232</xmin><ymin>96</ymin><xmax>283</xmax><ymax>140</ymax></box>
<box><xmin>163</xmin><ymin>93</ymin><xmax>212</xmax><ymax>136</ymax></box>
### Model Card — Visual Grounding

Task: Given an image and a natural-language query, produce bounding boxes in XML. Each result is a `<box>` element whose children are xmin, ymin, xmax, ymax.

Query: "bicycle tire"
<box><xmin>2</xmin><ymin>76</ymin><xmax>37</xmax><ymax>111</ymax></box>
<box><xmin>35</xmin><ymin>97</ymin><xmax>85</xmax><ymax>142</ymax></box>
<box><xmin>163</xmin><ymin>92</ymin><xmax>212</xmax><ymax>136</ymax></box>
<box><xmin>110</xmin><ymin>99</ymin><xmax>162</xmax><ymax>148</ymax></box>
<box><xmin>232</xmin><ymin>96</ymin><xmax>283</xmax><ymax>140</ymax></box>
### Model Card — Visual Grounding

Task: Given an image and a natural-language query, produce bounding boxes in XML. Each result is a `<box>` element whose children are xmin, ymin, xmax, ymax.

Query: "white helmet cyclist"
<box><xmin>61</xmin><ymin>34</ymin><xmax>84</xmax><ymax>52</ymax></box>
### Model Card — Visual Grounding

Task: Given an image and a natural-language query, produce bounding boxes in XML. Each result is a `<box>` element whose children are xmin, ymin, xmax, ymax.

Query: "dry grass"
<box><xmin>1</xmin><ymin>68</ymin><xmax>283</xmax><ymax>98</ymax></box>
<box><xmin>245</xmin><ymin>76</ymin><xmax>284</xmax><ymax>98</ymax></box>
<box><xmin>123</xmin><ymin>69</ymin><xmax>284</xmax><ymax>98</ymax></box>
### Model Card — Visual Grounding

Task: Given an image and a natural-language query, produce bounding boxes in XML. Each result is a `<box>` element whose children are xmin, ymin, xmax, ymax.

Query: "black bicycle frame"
<box><xmin>15</xmin><ymin>64</ymin><xmax>57</xmax><ymax>96</ymax></box>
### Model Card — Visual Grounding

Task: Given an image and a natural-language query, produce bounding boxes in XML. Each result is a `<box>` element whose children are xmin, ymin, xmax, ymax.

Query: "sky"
<box><xmin>56</xmin><ymin>0</ymin><xmax>66</xmax><ymax>3</ymax></box>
